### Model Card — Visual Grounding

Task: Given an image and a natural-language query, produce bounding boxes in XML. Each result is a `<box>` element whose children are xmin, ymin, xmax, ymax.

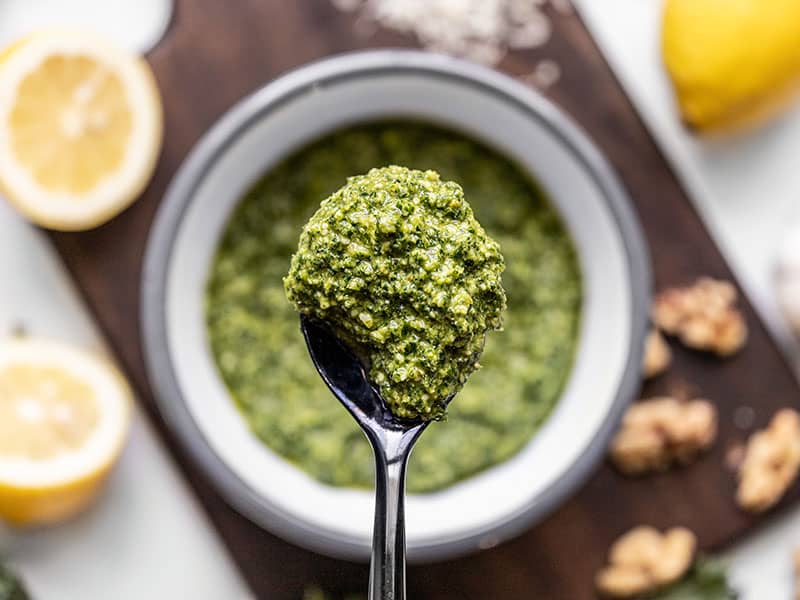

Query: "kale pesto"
<box><xmin>206</xmin><ymin>122</ymin><xmax>582</xmax><ymax>493</ymax></box>
<box><xmin>284</xmin><ymin>166</ymin><xmax>506</xmax><ymax>420</ymax></box>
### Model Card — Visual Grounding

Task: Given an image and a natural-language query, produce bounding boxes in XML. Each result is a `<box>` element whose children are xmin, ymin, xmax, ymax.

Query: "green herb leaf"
<box><xmin>0</xmin><ymin>561</ymin><xmax>30</xmax><ymax>600</ymax></box>
<box><xmin>647</xmin><ymin>558</ymin><xmax>737</xmax><ymax>600</ymax></box>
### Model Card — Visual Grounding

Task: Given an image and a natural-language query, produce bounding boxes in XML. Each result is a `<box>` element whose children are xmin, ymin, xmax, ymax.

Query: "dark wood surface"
<box><xmin>45</xmin><ymin>1</ymin><xmax>800</xmax><ymax>598</ymax></box>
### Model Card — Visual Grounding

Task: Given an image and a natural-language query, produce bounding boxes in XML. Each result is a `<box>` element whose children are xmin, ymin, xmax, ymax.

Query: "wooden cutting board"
<box><xmin>45</xmin><ymin>1</ymin><xmax>800</xmax><ymax>598</ymax></box>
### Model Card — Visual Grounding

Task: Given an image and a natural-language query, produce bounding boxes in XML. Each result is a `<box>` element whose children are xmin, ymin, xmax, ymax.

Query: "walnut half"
<box><xmin>596</xmin><ymin>526</ymin><xmax>697</xmax><ymax>598</ymax></box>
<box><xmin>643</xmin><ymin>328</ymin><xmax>671</xmax><ymax>379</ymax></box>
<box><xmin>610</xmin><ymin>397</ymin><xmax>718</xmax><ymax>475</ymax></box>
<box><xmin>737</xmin><ymin>409</ymin><xmax>800</xmax><ymax>512</ymax></box>
<box><xmin>652</xmin><ymin>277</ymin><xmax>747</xmax><ymax>356</ymax></box>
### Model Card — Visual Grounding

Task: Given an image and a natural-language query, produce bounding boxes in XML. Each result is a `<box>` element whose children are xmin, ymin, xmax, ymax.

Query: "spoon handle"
<box><xmin>369</xmin><ymin>447</ymin><xmax>411</xmax><ymax>600</ymax></box>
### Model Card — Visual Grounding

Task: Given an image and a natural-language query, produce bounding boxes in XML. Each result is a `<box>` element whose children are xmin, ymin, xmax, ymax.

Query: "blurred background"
<box><xmin>1</xmin><ymin>1</ymin><xmax>800</xmax><ymax>598</ymax></box>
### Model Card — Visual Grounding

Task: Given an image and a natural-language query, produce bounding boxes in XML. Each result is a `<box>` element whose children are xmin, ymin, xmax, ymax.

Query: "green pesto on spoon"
<box><xmin>285</xmin><ymin>166</ymin><xmax>505</xmax><ymax>600</ymax></box>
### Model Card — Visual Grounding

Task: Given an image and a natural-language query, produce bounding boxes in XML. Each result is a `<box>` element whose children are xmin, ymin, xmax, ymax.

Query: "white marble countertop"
<box><xmin>0</xmin><ymin>202</ymin><xmax>251</xmax><ymax>599</ymax></box>
<box><xmin>0</xmin><ymin>0</ymin><xmax>172</xmax><ymax>54</ymax></box>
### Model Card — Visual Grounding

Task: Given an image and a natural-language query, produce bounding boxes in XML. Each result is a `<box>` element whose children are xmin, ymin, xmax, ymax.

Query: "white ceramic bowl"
<box><xmin>141</xmin><ymin>50</ymin><xmax>650</xmax><ymax>563</ymax></box>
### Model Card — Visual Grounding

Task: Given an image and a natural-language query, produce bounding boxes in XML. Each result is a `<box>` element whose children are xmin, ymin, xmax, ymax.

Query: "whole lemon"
<box><xmin>663</xmin><ymin>0</ymin><xmax>800</xmax><ymax>133</ymax></box>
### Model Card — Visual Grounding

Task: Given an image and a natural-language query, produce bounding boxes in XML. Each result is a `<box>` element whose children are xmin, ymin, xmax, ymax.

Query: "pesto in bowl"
<box><xmin>206</xmin><ymin>122</ymin><xmax>582</xmax><ymax>493</ymax></box>
<box><xmin>284</xmin><ymin>166</ymin><xmax>506</xmax><ymax>421</ymax></box>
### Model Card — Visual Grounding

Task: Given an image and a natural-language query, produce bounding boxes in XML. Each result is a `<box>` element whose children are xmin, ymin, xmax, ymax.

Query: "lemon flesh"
<box><xmin>0</xmin><ymin>365</ymin><xmax>99</xmax><ymax>461</ymax></box>
<box><xmin>0</xmin><ymin>30</ymin><xmax>162</xmax><ymax>230</ymax></box>
<box><xmin>663</xmin><ymin>0</ymin><xmax>800</xmax><ymax>133</ymax></box>
<box><xmin>10</xmin><ymin>55</ymin><xmax>133</xmax><ymax>195</ymax></box>
<box><xmin>0</xmin><ymin>339</ymin><xmax>131</xmax><ymax>526</ymax></box>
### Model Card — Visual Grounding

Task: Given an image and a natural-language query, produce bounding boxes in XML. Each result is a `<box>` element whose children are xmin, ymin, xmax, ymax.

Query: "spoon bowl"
<box><xmin>300</xmin><ymin>314</ymin><xmax>431</xmax><ymax>600</ymax></box>
<box><xmin>299</xmin><ymin>315</ymin><xmax>429</xmax><ymax>434</ymax></box>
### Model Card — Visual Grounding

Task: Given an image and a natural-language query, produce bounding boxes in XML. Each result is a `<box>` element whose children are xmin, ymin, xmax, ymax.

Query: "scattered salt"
<box><xmin>507</xmin><ymin>16</ymin><xmax>551</xmax><ymax>49</ymax></box>
<box><xmin>332</xmin><ymin>0</ymin><xmax>572</xmax><ymax>67</ymax></box>
<box><xmin>522</xmin><ymin>59</ymin><xmax>561</xmax><ymax>90</ymax></box>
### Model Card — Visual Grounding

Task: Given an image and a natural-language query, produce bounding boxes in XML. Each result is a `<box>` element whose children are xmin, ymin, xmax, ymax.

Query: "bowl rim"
<box><xmin>141</xmin><ymin>49</ymin><xmax>651</xmax><ymax>562</ymax></box>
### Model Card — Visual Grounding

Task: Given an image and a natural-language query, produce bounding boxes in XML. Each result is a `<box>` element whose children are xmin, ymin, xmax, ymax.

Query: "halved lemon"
<box><xmin>0</xmin><ymin>29</ymin><xmax>163</xmax><ymax>230</ymax></box>
<box><xmin>0</xmin><ymin>338</ymin><xmax>132</xmax><ymax>526</ymax></box>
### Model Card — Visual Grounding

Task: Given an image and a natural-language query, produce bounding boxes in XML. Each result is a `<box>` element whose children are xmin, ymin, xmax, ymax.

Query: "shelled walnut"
<box><xmin>652</xmin><ymin>277</ymin><xmax>747</xmax><ymax>356</ymax></box>
<box><xmin>596</xmin><ymin>526</ymin><xmax>696</xmax><ymax>598</ymax></box>
<box><xmin>737</xmin><ymin>409</ymin><xmax>800</xmax><ymax>512</ymax></box>
<box><xmin>610</xmin><ymin>397</ymin><xmax>717</xmax><ymax>475</ymax></box>
<box><xmin>643</xmin><ymin>329</ymin><xmax>672</xmax><ymax>379</ymax></box>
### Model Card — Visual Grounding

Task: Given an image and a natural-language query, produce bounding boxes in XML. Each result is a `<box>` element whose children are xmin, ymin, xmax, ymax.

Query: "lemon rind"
<box><xmin>0</xmin><ymin>30</ymin><xmax>163</xmax><ymax>231</ymax></box>
<box><xmin>0</xmin><ymin>337</ymin><xmax>132</xmax><ymax>489</ymax></box>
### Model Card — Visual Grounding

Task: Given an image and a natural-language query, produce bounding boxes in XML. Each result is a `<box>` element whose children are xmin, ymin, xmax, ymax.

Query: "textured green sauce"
<box><xmin>206</xmin><ymin>122</ymin><xmax>582</xmax><ymax>493</ymax></box>
<box><xmin>284</xmin><ymin>166</ymin><xmax>506</xmax><ymax>421</ymax></box>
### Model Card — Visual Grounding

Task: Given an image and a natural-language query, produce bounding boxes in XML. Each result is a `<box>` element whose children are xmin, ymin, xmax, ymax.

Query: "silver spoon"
<box><xmin>300</xmin><ymin>314</ymin><xmax>437</xmax><ymax>600</ymax></box>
